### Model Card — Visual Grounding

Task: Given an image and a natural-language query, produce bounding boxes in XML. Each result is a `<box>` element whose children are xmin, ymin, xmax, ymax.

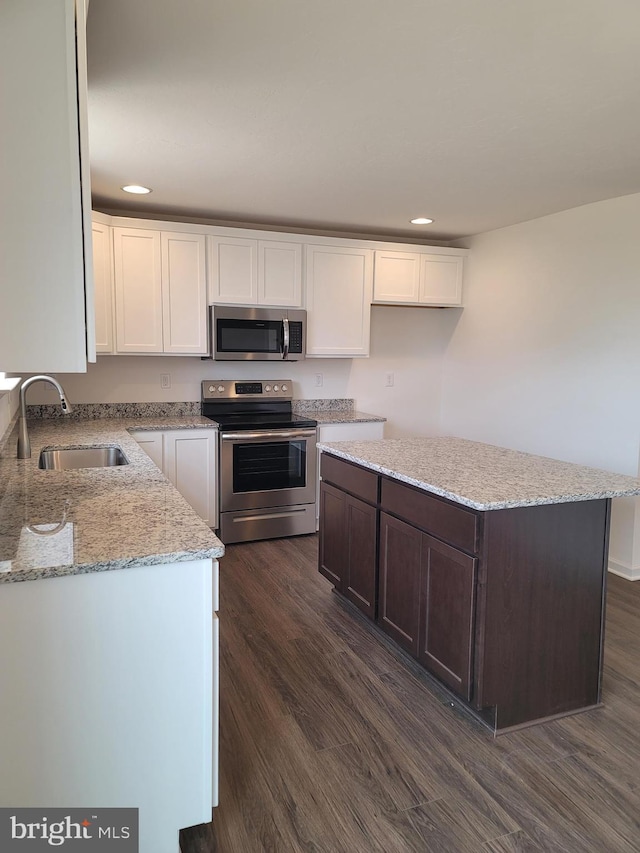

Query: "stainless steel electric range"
<box><xmin>201</xmin><ymin>380</ymin><xmax>318</xmax><ymax>544</ymax></box>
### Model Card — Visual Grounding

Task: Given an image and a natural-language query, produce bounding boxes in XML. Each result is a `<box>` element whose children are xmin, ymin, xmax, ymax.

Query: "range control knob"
<box><xmin>281</xmin><ymin>383</ymin><xmax>288</xmax><ymax>392</ymax></box>
<box><xmin>208</xmin><ymin>385</ymin><xmax>215</xmax><ymax>393</ymax></box>
<box><xmin>264</xmin><ymin>384</ymin><xmax>272</xmax><ymax>392</ymax></box>
<box><xmin>217</xmin><ymin>385</ymin><xmax>225</xmax><ymax>392</ymax></box>
<box><xmin>273</xmin><ymin>384</ymin><xmax>280</xmax><ymax>392</ymax></box>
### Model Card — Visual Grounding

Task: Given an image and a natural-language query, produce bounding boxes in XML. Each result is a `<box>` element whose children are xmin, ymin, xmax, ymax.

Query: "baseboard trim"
<box><xmin>608</xmin><ymin>558</ymin><xmax>640</xmax><ymax>582</ymax></box>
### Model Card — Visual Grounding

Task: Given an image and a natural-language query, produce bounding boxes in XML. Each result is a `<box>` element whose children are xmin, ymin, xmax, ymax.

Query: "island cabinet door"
<box><xmin>418</xmin><ymin>535</ymin><xmax>478</xmax><ymax>701</ymax></box>
<box><xmin>319</xmin><ymin>481</ymin><xmax>347</xmax><ymax>588</ymax></box>
<box><xmin>343</xmin><ymin>493</ymin><xmax>377</xmax><ymax>619</ymax></box>
<box><xmin>378</xmin><ymin>512</ymin><xmax>422</xmax><ymax>656</ymax></box>
<box><xmin>318</xmin><ymin>482</ymin><xmax>378</xmax><ymax>619</ymax></box>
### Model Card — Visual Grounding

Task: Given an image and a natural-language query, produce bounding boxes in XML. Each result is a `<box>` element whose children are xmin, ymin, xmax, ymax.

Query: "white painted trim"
<box><xmin>608</xmin><ymin>557</ymin><xmax>640</xmax><ymax>581</ymax></box>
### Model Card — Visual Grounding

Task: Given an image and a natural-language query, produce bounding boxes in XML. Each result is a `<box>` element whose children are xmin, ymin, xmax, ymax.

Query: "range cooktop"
<box><xmin>201</xmin><ymin>379</ymin><xmax>317</xmax><ymax>431</ymax></box>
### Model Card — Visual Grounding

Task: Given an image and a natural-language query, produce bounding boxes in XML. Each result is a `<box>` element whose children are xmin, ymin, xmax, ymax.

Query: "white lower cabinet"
<box><xmin>163</xmin><ymin>430</ymin><xmax>218</xmax><ymax>526</ymax></box>
<box><xmin>316</xmin><ymin>420</ymin><xmax>385</xmax><ymax>520</ymax></box>
<box><xmin>131</xmin><ymin>431</ymin><xmax>164</xmax><ymax>470</ymax></box>
<box><xmin>131</xmin><ymin>429</ymin><xmax>218</xmax><ymax>527</ymax></box>
<box><xmin>0</xmin><ymin>558</ymin><xmax>217</xmax><ymax>853</ymax></box>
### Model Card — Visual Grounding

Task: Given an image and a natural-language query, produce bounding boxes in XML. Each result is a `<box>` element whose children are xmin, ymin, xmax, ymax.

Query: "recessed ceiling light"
<box><xmin>410</xmin><ymin>217</ymin><xmax>433</xmax><ymax>225</ymax></box>
<box><xmin>121</xmin><ymin>185</ymin><xmax>152</xmax><ymax>194</ymax></box>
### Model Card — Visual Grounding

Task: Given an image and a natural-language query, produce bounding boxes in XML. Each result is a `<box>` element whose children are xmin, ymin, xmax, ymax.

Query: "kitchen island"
<box><xmin>0</xmin><ymin>416</ymin><xmax>223</xmax><ymax>853</ymax></box>
<box><xmin>317</xmin><ymin>436</ymin><xmax>640</xmax><ymax>732</ymax></box>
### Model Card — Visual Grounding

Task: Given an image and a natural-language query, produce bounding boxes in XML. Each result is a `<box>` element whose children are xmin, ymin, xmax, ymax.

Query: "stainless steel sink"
<box><xmin>38</xmin><ymin>445</ymin><xmax>129</xmax><ymax>470</ymax></box>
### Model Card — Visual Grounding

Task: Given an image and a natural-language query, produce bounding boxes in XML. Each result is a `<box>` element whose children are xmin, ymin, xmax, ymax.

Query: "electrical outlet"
<box><xmin>385</xmin><ymin>372</ymin><xmax>394</xmax><ymax>387</ymax></box>
<box><xmin>314</xmin><ymin>373</ymin><xmax>324</xmax><ymax>387</ymax></box>
<box><xmin>161</xmin><ymin>373</ymin><xmax>171</xmax><ymax>390</ymax></box>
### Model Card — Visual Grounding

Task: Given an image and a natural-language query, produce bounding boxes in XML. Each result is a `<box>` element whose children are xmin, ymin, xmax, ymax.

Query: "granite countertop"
<box><xmin>0</xmin><ymin>417</ymin><xmax>224</xmax><ymax>584</ymax></box>
<box><xmin>307</xmin><ymin>410</ymin><xmax>386</xmax><ymax>425</ymax></box>
<box><xmin>317</xmin><ymin>436</ymin><xmax>640</xmax><ymax>510</ymax></box>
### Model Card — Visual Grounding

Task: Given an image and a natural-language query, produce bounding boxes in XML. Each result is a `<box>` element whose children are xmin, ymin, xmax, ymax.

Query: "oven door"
<box><xmin>220</xmin><ymin>428</ymin><xmax>317</xmax><ymax>512</ymax></box>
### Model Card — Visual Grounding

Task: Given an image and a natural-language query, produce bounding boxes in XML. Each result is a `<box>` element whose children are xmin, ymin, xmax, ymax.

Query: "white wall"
<box><xmin>441</xmin><ymin>192</ymin><xmax>640</xmax><ymax>578</ymax></box>
<box><xmin>24</xmin><ymin>304</ymin><xmax>458</xmax><ymax>438</ymax></box>
<box><xmin>349</xmin><ymin>305</ymin><xmax>461</xmax><ymax>437</ymax></box>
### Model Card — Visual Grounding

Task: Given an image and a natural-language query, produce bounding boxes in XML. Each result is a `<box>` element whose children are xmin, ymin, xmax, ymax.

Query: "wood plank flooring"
<box><xmin>180</xmin><ymin>535</ymin><xmax>640</xmax><ymax>852</ymax></box>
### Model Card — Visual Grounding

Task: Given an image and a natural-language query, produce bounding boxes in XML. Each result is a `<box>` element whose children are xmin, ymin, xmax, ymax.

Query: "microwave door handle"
<box><xmin>282</xmin><ymin>317</ymin><xmax>290</xmax><ymax>360</ymax></box>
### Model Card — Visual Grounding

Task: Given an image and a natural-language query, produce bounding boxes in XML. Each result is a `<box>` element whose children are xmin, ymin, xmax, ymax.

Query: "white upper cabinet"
<box><xmin>258</xmin><ymin>241</ymin><xmax>303</xmax><ymax>306</ymax></box>
<box><xmin>92</xmin><ymin>220</ymin><xmax>115</xmax><ymax>354</ymax></box>
<box><xmin>113</xmin><ymin>228</ymin><xmax>164</xmax><ymax>353</ymax></box>
<box><xmin>208</xmin><ymin>236</ymin><xmax>258</xmax><ymax>304</ymax></box>
<box><xmin>162</xmin><ymin>233</ymin><xmax>207</xmax><ymax>353</ymax></box>
<box><xmin>0</xmin><ymin>0</ymin><xmax>92</xmax><ymax>372</ymax></box>
<box><xmin>373</xmin><ymin>250</ymin><xmax>421</xmax><ymax>303</ymax></box>
<box><xmin>112</xmin><ymin>227</ymin><xmax>207</xmax><ymax>355</ymax></box>
<box><xmin>373</xmin><ymin>249</ymin><xmax>465</xmax><ymax>307</ymax></box>
<box><xmin>419</xmin><ymin>254</ymin><xmax>464</xmax><ymax>306</ymax></box>
<box><xmin>208</xmin><ymin>235</ymin><xmax>302</xmax><ymax>307</ymax></box>
<box><xmin>305</xmin><ymin>245</ymin><xmax>373</xmax><ymax>357</ymax></box>
<box><xmin>96</xmin><ymin>213</ymin><xmax>465</xmax><ymax>361</ymax></box>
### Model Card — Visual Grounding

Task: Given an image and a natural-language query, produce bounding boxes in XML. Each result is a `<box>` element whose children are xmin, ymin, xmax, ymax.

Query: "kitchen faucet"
<box><xmin>17</xmin><ymin>375</ymin><xmax>73</xmax><ymax>459</ymax></box>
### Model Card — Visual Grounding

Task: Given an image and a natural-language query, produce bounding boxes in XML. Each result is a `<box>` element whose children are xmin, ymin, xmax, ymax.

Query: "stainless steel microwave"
<box><xmin>210</xmin><ymin>305</ymin><xmax>306</xmax><ymax>361</ymax></box>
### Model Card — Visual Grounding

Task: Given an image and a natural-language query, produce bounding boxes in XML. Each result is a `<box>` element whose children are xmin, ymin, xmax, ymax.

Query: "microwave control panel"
<box><xmin>288</xmin><ymin>322</ymin><xmax>303</xmax><ymax>354</ymax></box>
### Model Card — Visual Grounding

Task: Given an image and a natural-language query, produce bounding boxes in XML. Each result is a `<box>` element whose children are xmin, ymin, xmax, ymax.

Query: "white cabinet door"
<box><xmin>208</xmin><ymin>236</ymin><xmax>302</xmax><ymax>308</ymax></box>
<box><xmin>162</xmin><ymin>232</ymin><xmax>208</xmax><ymax>354</ymax></box>
<box><xmin>0</xmin><ymin>0</ymin><xmax>89</xmax><ymax>373</ymax></box>
<box><xmin>374</xmin><ymin>250</ymin><xmax>464</xmax><ymax>306</ymax></box>
<box><xmin>305</xmin><ymin>245</ymin><xmax>373</xmax><ymax>357</ymax></box>
<box><xmin>113</xmin><ymin>228</ymin><xmax>163</xmax><ymax>353</ymax></box>
<box><xmin>419</xmin><ymin>255</ymin><xmax>464</xmax><ymax>306</ymax></box>
<box><xmin>163</xmin><ymin>430</ymin><xmax>218</xmax><ymax>527</ymax></box>
<box><xmin>92</xmin><ymin>221</ymin><xmax>115</xmax><ymax>354</ymax></box>
<box><xmin>258</xmin><ymin>240</ymin><xmax>302</xmax><ymax>306</ymax></box>
<box><xmin>129</xmin><ymin>431</ymin><xmax>164</xmax><ymax>470</ymax></box>
<box><xmin>212</xmin><ymin>610</ymin><xmax>219</xmax><ymax>808</ymax></box>
<box><xmin>373</xmin><ymin>250</ymin><xmax>421</xmax><ymax>303</ymax></box>
<box><xmin>208</xmin><ymin>236</ymin><xmax>258</xmax><ymax>305</ymax></box>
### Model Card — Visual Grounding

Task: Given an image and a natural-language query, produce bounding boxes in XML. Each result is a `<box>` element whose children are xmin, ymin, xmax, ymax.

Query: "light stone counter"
<box><xmin>0</xmin><ymin>417</ymin><xmax>224</xmax><ymax>584</ymax></box>
<box><xmin>304</xmin><ymin>410</ymin><xmax>386</xmax><ymax>426</ymax></box>
<box><xmin>293</xmin><ymin>398</ymin><xmax>385</xmax><ymax>426</ymax></box>
<box><xmin>317</xmin><ymin>436</ymin><xmax>640</xmax><ymax>510</ymax></box>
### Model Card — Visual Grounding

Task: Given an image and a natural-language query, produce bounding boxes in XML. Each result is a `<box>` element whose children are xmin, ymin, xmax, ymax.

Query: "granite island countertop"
<box><xmin>317</xmin><ymin>436</ymin><xmax>640</xmax><ymax>510</ymax></box>
<box><xmin>0</xmin><ymin>416</ymin><xmax>224</xmax><ymax>584</ymax></box>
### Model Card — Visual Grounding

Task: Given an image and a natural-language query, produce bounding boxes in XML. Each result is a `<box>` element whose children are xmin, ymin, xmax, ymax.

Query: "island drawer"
<box><xmin>381</xmin><ymin>477</ymin><xmax>479</xmax><ymax>554</ymax></box>
<box><xmin>321</xmin><ymin>454</ymin><xmax>379</xmax><ymax>505</ymax></box>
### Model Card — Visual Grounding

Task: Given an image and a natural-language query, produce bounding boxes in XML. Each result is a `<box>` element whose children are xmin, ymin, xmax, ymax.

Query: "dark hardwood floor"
<box><xmin>180</xmin><ymin>535</ymin><xmax>640</xmax><ymax>852</ymax></box>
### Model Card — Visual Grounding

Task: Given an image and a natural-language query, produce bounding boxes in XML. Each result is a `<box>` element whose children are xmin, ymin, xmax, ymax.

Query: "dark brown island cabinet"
<box><xmin>318</xmin><ymin>453</ymin><xmax>611</xmax><ymax>732</ymax></box>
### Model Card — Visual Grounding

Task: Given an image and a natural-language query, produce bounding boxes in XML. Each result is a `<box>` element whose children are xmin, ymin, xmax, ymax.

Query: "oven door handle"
<box><xmin>221</xmin><ymin>429</ymin><xmax>317</xmax><ymax>442</ymax></box>
<box><xmin>282</xmin><ymin>317</ymin><xmax>290</xmax><ymax>360</ymax></box>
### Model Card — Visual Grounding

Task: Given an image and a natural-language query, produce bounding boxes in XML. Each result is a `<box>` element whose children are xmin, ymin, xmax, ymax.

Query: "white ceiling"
<box><xmin>86</xmin><ymin>0</ymin><xmax>640</xmax><ymax>241</ymax></box>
